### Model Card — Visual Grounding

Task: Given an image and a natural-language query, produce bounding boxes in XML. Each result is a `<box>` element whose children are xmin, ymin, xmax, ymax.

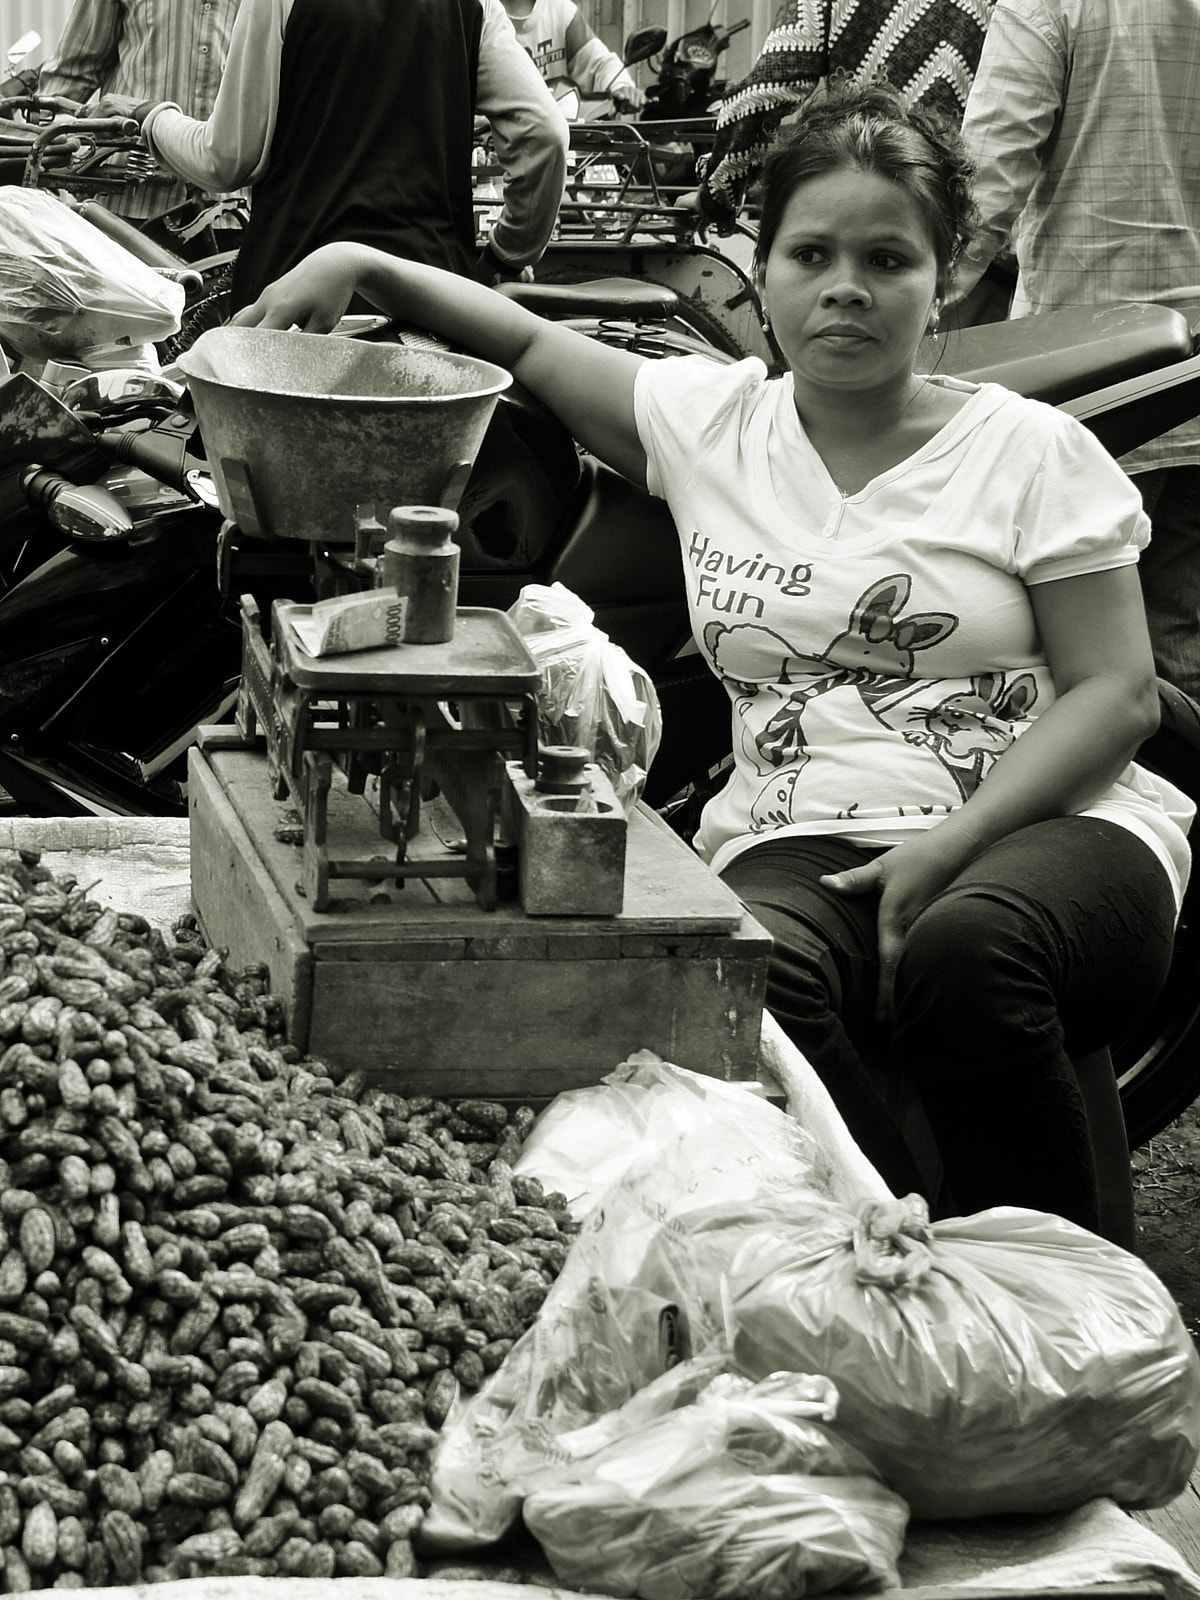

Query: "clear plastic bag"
<box><xmin>420</xmin><ymin>1147</ymin><xmax>733</xmax><ymax>1551</ymax></box>
<box><xmin>723</xmin><ymin>1192</ymin><xmax>1200</xmax><ymax>1520</ymax></box>
<box><xmin>421</xmin><ymin>1064</ymin><xmax>832</xmax><ymax>1552</ymax></box>
<box><xmin>0</xmin><ymin>186</ymin><xmax>184</xmax><ymax>361</ymax></box>
<box><xmin>508</xmin><ymin>581</ymin><xmax>662</xmax><ymax>811</ymax></box>
<box><xmin>518</xmin><ymin>1360</ymin><xmax>910</xmax><ymax>1599</ymax></box>
<box><xmin>512</xmin><ymin>1050</ymin><xmax>829</xmax><ymax>1219</ymax></box>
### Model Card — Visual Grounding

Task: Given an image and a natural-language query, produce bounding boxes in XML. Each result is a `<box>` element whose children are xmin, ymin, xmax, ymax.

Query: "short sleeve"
<box><xmin>634</xmin><ymin>354</ymin><xmax>769</xmax><ymax>501</ymax></box>
<box><xmin>1012</xmin><ymin>408</ymin><xmax>1150</xmax><ymax>585</ymax></box>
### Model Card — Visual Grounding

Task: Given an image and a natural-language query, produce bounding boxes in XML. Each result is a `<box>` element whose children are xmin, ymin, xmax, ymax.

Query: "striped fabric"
<box><xmin>698</xmin><ymin>0</ymin><xmax>992</xmax><ymax>230</ymax></box>
<box><xmin>39</xmin><ymin>0</ymin><xmax>239</xmax><ymax>217</ymax></box>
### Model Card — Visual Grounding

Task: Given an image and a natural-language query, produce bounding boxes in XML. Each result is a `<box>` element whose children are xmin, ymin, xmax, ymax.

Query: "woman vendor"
<box><xmin>231</xmin><ymin>84</ymin><xmax>1193</xmax><ymax>1242</ymax></box>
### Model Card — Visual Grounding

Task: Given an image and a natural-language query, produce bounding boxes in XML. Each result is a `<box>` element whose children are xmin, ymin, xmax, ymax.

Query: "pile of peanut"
<box><xmin>0</xmin><ymin>851</ymin><xmax>581</xmax><ymax>1589</ymax></box>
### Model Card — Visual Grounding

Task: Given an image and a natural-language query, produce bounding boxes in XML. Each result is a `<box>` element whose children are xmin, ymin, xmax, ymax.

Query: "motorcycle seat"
<box><xmin>925</xmin><ymin>301</ymin><xmax>1195</xmax><ymax>406</ymax></box>
<box><xmin>496</xmin><ymin>277</ymin><xmax>680</xmax><ymax>321</ymax></box>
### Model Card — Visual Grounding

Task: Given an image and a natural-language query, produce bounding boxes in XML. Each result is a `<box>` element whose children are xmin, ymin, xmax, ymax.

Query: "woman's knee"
<box><xmin>740</xmin><ymin>899</ymin><xmax>844</xmax><ymax>1015</ymax></box>
<box><xmin>898</xmin><ymin>883</ymin><xmax>1050</xmax><ymax>1001</ymax></box>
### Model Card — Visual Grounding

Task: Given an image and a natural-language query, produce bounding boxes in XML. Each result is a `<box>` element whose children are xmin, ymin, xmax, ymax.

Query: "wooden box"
<box><xmin>188</xmin><ymin>742</ymin><xmax>770</xmax><ymax>1098</ymax></box>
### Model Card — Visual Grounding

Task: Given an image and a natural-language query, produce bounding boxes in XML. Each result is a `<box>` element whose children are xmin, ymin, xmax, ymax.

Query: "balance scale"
<box><xmin>182</xmin><ymin>323</ymin><xmax>769</xmax><ymax>1091</ymax></box>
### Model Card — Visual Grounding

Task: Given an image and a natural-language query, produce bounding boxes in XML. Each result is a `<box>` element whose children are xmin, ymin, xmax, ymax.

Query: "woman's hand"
<box><xmin>231</xmin><ymin>243</ymin><xmax>366</xmax><ymax>333</ymax></box>
<box><xmin>822</xmin><ymin>830</ymin><xmax>977</xmax><ymax>1020</ymax></box>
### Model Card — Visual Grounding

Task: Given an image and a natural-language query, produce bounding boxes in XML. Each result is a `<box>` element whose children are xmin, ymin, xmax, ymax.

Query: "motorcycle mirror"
<box><xmin>623</xmin><ymin>25</ymin><xmax>667</xmax><ymax>65</ymax></box>
<box><xmin>0</xmin><ymin>371</ymin><xmax>112</xmax><ymax>482</ymax></box>
<box><xmin>6</xmin><ymin>31</ymin><xmax>40</xmax><ymax>69</ymax></box>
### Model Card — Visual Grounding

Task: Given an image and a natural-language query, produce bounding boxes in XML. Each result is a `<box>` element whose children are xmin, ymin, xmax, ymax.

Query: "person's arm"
<box><xmin>141</xmin><ymin>0</ymin><xmax>288</xmax><ymax>190</ymax></box>
<box><xmin>829</xmin><ymin>566</ymin><xmax>1160</xmax><ymax>1014</ymax></box>
<box><xmin>232</xmin><ymin>242</ymin><xmax>648</xmax><ymax>486</ymax></box>
<box><xmin>477</xmin><ymin>0</ymin><xmax>570</xmax><ymax>269</ymax></box>
<box><xmin>38</xmin><ymin>0</ymin><xmax>118</xmax><ymax>105</ymax></box>
<box><xmin>950</xmin><ymin>0</ymin><xmax>1066</xmax><ymax>303</ymax></box>
<box><xmin>562</xmin><ymin>10</ymin><xmax>642</xmax><ymax>105</ymax></box>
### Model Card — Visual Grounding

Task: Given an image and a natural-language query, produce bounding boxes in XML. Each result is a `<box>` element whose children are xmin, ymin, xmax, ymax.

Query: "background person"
<box><xmin>139</xmin><ymin>0</ymin><xmax>569</xmax><ymax>308</ymax></box>
<box><xmin>38</xmin><ymin>0</ymin><xmax>240</xmax><ymax>221</ymax></box>
<box><xmin>696</xmin><ymin>0</ymin><xmax>993</xmax><ymax>234</ymax></box>
<box><xmin>500</xmin><ymin>0</ymin><xmax>645</xmax><ymax>111</ymax></box>
<box><xmin>951</xmin><ymin>0</ymin><xmax>1200</xmax><ymax>701</ymax></box>
<box><xmin>230</xmin><ymin>85</ymin><xmax>1193</xmax><ymax>1244</ymax></box>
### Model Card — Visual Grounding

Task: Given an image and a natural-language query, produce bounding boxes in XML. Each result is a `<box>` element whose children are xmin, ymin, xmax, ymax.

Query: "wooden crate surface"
<box><xmin>199</xmin><ymin>742</ymin><xmax>755</xmax><ymax>946</ymax></box>
<box><xmin>1131</xmin><ymin>1460</ymin><xmax>1200</xmax><ymax>1575</ymax></box>
<box><xmin>189</xmin><ymin>746</ymin><xmax>770</xmax><ymax>1090</ymax></box>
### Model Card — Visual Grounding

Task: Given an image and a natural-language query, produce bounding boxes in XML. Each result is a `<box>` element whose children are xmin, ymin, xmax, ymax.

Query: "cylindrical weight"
<box><xmin>383</xmin><ymin>505</ymin><xmax>461</xmax><ymax>643</ymax></box>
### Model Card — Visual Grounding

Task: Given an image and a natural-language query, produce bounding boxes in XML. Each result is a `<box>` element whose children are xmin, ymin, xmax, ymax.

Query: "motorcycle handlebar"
<box><xmin>71</xmin><ymin>199</ymin><xmax>198</xmax><ymax>282</ymax></box>
<box><xmin>0</xmin><ymin>93</ymin><xmax>89</xmax><ymax>121</ymax></box>
<box><xmin>31</xmin><ymin>115</ymin><xmax>141</xmax><ymax>146</ymax></box>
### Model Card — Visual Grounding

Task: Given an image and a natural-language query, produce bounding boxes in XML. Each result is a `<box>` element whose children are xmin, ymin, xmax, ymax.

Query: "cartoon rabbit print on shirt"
<box><xmin>704</xmin><ymin>573</ymin><xmax>1040</xmax><ymax>827</ymax></box>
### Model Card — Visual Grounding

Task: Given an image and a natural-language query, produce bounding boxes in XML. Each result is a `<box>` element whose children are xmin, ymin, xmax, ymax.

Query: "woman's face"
<box><xmin>756</xmin><ymin>164</ymin><xmax>941</xmax><ymax>403</ymax></box>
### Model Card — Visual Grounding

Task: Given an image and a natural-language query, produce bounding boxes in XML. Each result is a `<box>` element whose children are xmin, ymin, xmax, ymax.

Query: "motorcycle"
<box><xmin>627</xmin><ymin>15</ymin><xmax>752</xmax><ymax>121</ymax></box>
<box><xmin>527</xmin><ymin>113</ymin><xmax>768</xmax><ymax>365</ymax></box>
<box><xmin>1</xmin><ymin>253</ymin><xmax>1200</xmax><ymax>1143</ymax></box>
<box><xmin>537</xmin><ymin>20</ymin><xmax>749</xmax><ymax>216</ymax></box>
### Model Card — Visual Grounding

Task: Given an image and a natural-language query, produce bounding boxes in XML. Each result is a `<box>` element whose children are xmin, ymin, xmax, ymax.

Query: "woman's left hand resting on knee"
<box><xmin>823</xmin><ymin>564</ymin><xmax>1160</xmax><ymax>1019</ymax></box>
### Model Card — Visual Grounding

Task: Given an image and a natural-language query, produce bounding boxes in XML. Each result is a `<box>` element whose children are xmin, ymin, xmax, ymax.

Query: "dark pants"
<box><xmin>721</xmin><ymin>818</ymin><xmax>1175</xmax><ymax>1234</ymax></box>
<box><xmin>1132</xmin><ymin>465</ymin><xmax>1200</xmax><ymax>701</ymax></box>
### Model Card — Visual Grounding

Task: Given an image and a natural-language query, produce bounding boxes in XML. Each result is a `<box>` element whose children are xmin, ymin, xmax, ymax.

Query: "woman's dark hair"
<box><xmin>753</xmin><ymin>82</ymin><xmax>980</xmax><ymax>294</ymax></box>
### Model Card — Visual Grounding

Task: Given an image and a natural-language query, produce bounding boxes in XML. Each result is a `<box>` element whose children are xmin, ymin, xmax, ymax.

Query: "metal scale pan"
<box><xmin>177</xmin><ymin>323</ymin><xmax>511</xmax><ymax>544</ymax></box>
<box><xmin>180</xmin><ymin>323</ymin><xmax>527</xmax><ymax>908</ymax></box>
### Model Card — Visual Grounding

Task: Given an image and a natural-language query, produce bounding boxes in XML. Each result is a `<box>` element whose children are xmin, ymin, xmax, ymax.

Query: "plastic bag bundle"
<box><xmin>0</xmin><ymin>186</ymin><xmax>184</xmax><ymax>361</ymax></box>
<box><xmin>719</xmin><ymin>1192</ymin><xmax>1200</xmax><ymax>1520</ymax></box>
<box><xmin>508</xmin><ymin>581</ymin><xmax>662</xmax><ymax>811</ymax></box>
<box><xmin>513</xmin><ymin>1050</ymin><xmax>831</xmax><ymax>1219</ymax></box>
<box><xmin>421</xmin><ymin>1058</ymin><xmax>831</xmax><ymax>1551</ymax></box>
<box><xmin>420</xmin><ymin>1150</ymin><xmax>738</xmax><ymax>1551</ymax></box>
<box><xmin>519</xmin><ymin>1360</ymin><xmax>910</xmax><ymax>1599</ymax></box>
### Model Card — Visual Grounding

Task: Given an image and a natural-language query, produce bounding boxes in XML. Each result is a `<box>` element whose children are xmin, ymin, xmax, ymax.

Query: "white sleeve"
<box><xmin>567</xmin><ymin>36</ymin><xmax>637</xmax><ymax>97</ymax></box>
<box><xmin>634</xmin><ymin>354</ymin><xmax>769</xmax><ymax>500</ymax></box>
<box><xmin>476</xmin><ymin>0</ymin><xmax>570</xmax><ymax>267</ymax></box>
<box><xmin>1013</xmin><ymin>409</ymin><xmax>1150</xmax><ymax>585</ymax></box>
<box><xmin>143</xmin><ymin>0</ymin><xmax>289</xmax><ymax>189</ymax></box>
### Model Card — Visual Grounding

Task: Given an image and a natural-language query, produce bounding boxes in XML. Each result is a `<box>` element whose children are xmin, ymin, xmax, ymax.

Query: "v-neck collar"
<box><xmin>765</xmin><ymin>375</ymin><xmax>1005</xmax><ymax>541</ymax></box>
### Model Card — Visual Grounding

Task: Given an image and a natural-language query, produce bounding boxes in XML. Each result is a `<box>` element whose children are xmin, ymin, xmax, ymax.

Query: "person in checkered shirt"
<box><xmin>952</xmin><ymin>0</ymin><xmax>1200</xmax><ymax>702</ymax></box>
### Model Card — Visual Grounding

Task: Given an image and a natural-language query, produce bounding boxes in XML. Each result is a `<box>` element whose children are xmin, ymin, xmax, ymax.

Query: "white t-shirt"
<box><xmin>634</xmin><ymin>356</ymin><xmax>1194</xmax><ymax>907</ymax></box>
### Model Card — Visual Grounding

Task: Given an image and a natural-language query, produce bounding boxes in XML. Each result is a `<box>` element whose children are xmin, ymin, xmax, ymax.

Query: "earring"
<box><xmin>927</xmin><ymin>301</ymin><xmax>941</xmax><ymax>337</ymax></box>
<box><xmin>760</xmin><ymin>307</ymin><xmax>772</xmax><ymax>335</ymax></box>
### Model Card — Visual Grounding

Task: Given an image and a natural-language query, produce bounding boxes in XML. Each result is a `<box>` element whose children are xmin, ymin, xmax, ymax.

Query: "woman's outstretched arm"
<box><xmin>232</xmin><ymin>241</ymin><xmax>650</xmax><ymax>488</ymax></box>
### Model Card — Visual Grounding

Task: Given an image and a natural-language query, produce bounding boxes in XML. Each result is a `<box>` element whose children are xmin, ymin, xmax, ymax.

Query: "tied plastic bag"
<box><xmin>517</xmin><ymin>1360</ymin><xmax>910</xmax><ymax>1599</ymax></box>
<box><xmin>508</xmin><ymin>582</ymin><xmax>662</xmax><ymax>811</ymax></box>
<box><xmin>421</xmin><ymin>1063</ymin><xmax>832</xmax><ymax>1552</ymax></box>
<box><xmin>0</xmin><ymin>186</ymin><xmax>184</xmax><ymax>361</ymax></box>
<box><xmin>718</xmin><ymin>1192</ymin><xmax>1200</xmax><ymax>1521</ymax></box>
